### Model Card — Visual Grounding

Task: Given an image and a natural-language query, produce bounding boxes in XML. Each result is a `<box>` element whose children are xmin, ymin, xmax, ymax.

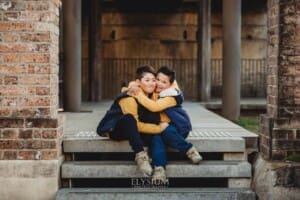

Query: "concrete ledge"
<box><xmin>56</xmin><ymin>188</ymin><xmax>256</xmax><ymax>200</ymax></box>
<box><xmin>63</xmin><ymin>132</ymin><xmax>245</xmax><ymax>153</ymax></box>
<box><xmin>61</xmin><ymin>161</ymin><xmax>252</xmax><ymax>178</ymax></box>
<box><xmin>0</xmin><ymin>159</ymin><xmax>62</xmax><ymax>200</ymax></box>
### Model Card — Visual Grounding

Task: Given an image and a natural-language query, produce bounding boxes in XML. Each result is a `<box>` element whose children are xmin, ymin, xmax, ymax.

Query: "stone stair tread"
<box><xmin>63</xmin><ymin>132</ymin><xmax>245</xmax><ymax>153</ymax></box>
<box><xmin>56</xmin><ymin>188</ymin><xmax>256</xmax><ymax>200</ymax></box>
<box><xmin>61</xmin><ymin>160</ymin><xmax>251</xmax><ymax>178</ymax></box>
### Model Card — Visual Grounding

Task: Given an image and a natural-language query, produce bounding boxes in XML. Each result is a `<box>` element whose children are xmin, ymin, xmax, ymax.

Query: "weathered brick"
<box><xmin>36</xmin><ymin>87</ymin><xmax>50</xmax><ymax>95</ymax></box>
<box><xmin>42</xmin><ymin>130</ymin><xmax>57</xmax><ymax>139</ymax></box>
<box><xmin>260</xmin><ymin>145</ymin><xmax>271</xmax><ymax>160</ymax></box>
<box><xmin>26</xmin><ymin>2</ymin><xmax>50</xmax><ymax>11</ymax></box>
<box><xmin>21</xmin><ymin>53</ymin><xmax>50</xmax><ymax>63</ymax></box>
<box><xmin>20</xmin><ymin>97</ymin><xmax>51</xmax><ymax>107</ymax></box>
<box><xmin>25</xmin><ymin>118</ymin><xmax>58</xmax><ymax>128</ymax></box>
<box><xmin>297</xmin><ymin>130</ymin><xmax>300</xmax><ymax>139</ymax></box>
<box><xmin>34</xmin><ymin>44</ymin><xmax>50</xmax><ymax>52</ymax></box>
<box><xmin>0</xmin><ymin>129</ymin><xmax>18</xmax><ymax>139</ymax></box>
<box><xmin>0</xmin><ymin>75</ymin><xmax>3</xmax><ymax>84</ymax></box>
<box><xmin>19</xmin><ymin>75</ymin><xmax>50</xmax><ymax>85</ymax></box>
<box><xmin>0</xmin><ymin>64</ymin><xmax>28</xmax><ymax>74</ymax></box>
<box><xmin>35</xmin><ymin>65</ymin><xmax>51</xmax><ymax>74</ymax></box>
<box><xmin>0</xmin><ymin>118</ymin><xmax>24</xmax><ymax>128</ymax></box>
<box><xmin>20</xmin><ymin>12</ymin><xmax>57</xmax><ymax>23</ymax></box>
<box><xmin>0</xmin><ymin>85</ymin><xmax>25</xmax><ymax>96</ymax></box>
<box><xmin>1</xmin><ymin>33</ymin><xmax>19</xmax><ymax>42</ymax></box>
<box><xmin>271</xmin><ymin>150</ymin><xmax>287</xmax><ymax>160</ymax></box>
<box><xmin>41</xmin><ymin>140</ymin><xmax>57</xmax><ymax>149</ymax></box>
<box><xmin>3</xmin><ymin>12</ymin><xmax>19</xmax><ymax>21</ymax></box>
<box><xmin>261</xmin><ymin>135</ymin><xmax>271</xmax><ymax>147</ymax></box>
<box><xmin>32</xmin><ymin>130</ymin><xmax>41</xmax><ymax>138</ymax></box>
<box><xmin>22</xmin><ymin>140</ymin><xmax>41</xmax><ymax>149</ymax></box>
<box><xmin>0</xmin><ymin>22</ymin><xmax>33</xmax><ymax>31</ymax></box>
<box><xmin>3</xmin><ymin>54</ymin><xmax>19</xmax><ymax>63</ymax></box>
<box><xmin>41</xmin><ymin>150</ymin><xmax>58</xmax><ymax>160</ymax></box>
<box><xmin>272</xmin><ymin>139</ymin><xmax>300</xmax><ymax>150</ymax></box>
<box><xmin>0</xmin><ymin>140</ymin><xmax>21</xmax><ymax>149</ymax></box>
<box><xmin>272</xmin><ymin>129</ymin><xmax>290</xmax><ymax>139</ymax></box>
<box><xmin>20</xmin><ymin>33</ymin><xmax>50</xmax><ymax>42</ymax></box>
<box><xmin>3</xmin><ymin>151</ymin><xmax>17</xmax><ymax>160</ymax></box>
<box><xmin>0</xmin><ymin>108</ymin><xmax>10</xmax><ymax>116</ymax></box>
<box><xmin>11</xmin><ymin>108</ymin><xmax>40</xmax><ymax>118</ymax></box>
<box><xmin>17</xmin><ymin>150</ymin><xmax>35</xmax><ymax>160</ymax></box>
<box><xmin>4</xmin><ymin>75</ymin><xmax>18</xmax><ymax>85</ymax></box>
<box><xmin>19</xmin><ymin>130</ymin><xmax>32</xmax><ymax>139</ymax></box>
<box><xmin>1</xmin><ymin>97</ymin><xmax>18</xmax><ymax>106</ymax></box>
<box><xmin>4</xmin><ymin>1</ymin><xmax>26</xmax><ymax>11</ymax></box>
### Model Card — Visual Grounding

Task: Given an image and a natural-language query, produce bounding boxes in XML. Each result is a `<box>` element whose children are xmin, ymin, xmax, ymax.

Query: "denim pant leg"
<box><xmin>151</xmin><ymin>135</ymin><xmax>167</xmax><ymax>168</ymax></box>
<box><xmin>161</xmin><ymin>125</ymin><xmax>192</xmax><ymax>153</ymax></box>
<box><xmin>110</xmin><ymin>114</ymin><xmax>144</xmax><ymax>154</ymax></box>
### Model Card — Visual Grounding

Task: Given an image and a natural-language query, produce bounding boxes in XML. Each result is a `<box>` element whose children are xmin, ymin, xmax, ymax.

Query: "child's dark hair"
<box><xmin>135</xmin><ymin>65</ymin><xmax>156</xmax><ymax>80</ymax></box>
<box><xmin>157</xmin><ymin>66</ymin><xmax>175</xmax><ymax>83</ymax></box>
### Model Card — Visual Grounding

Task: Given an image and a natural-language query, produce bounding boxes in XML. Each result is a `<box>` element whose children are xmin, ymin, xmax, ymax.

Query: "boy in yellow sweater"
<box><xmin>128</xmin><ymin>66</ymin><xmax>202</xmax><ymax>182</ymax></box>
<box><xmin>97</xmin><ymin>66</ymin><xmax>168</xmax><ymax>176</ymax></box>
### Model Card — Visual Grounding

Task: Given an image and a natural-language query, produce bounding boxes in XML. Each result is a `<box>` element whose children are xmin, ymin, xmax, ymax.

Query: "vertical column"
<box><xmin>197</xmin><ymin>0</ymin><xmax>211</xmax><ymax>101</ymax></box>
<box><xmin>260</xmin><ymin>0</ymin><xmax>300</xmax><ymax>160</ymax></box>
<box><xmin>63</xmin><ymin>0</ymin><xmax>82</xmax><ymax>111</ymax></box>
<box><xmin>0</xmin><ymin>0</ymin><xmax>64</xmax><ymax>199</ymax></box>
<box><xmin>222</xmin><ymin>0</ymin><xmax>241</xmax><ymax>121</ymax></box>
<box><xmin>89</xmin><ymin>0</ymin><xmax>102</xmax><ymax>101</ymax></box>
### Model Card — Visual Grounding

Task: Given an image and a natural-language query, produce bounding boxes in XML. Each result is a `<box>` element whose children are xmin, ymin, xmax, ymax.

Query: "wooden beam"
<box><xmin>197</xmin><ymin>0</ymin><xmax>211</xmax><ymax>101</ymax></box>
<box><xmin>89</xmin><ymin>0</ymin><xmax>102</xmax><ymax>101</ymax></box>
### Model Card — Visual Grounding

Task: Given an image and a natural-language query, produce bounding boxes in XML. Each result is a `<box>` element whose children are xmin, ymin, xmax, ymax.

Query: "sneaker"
<box><xmin>186</xmin><ymin>146</ymin><xmax>202</xmax><ymax>164</ymax></box>
<box><xmin>152</xmin><ymin>166</ymin><xmax>167</xmax><ymax>184</ymax></box>
<box><xmin>135</xmin><ymin>151</ymin><xmax>152</xmax><ymax>176</ymax></box>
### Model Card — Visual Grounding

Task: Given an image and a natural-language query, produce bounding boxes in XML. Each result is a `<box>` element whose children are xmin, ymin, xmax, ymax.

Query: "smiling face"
<box><xmin>155</xmin><ymin>72</ymin><xmax>172</xmax><ymax>93</ymax></box>
<box><xmin>136</xmin><ymin>72</ymin><xmax>157</xmax><ymax>94</ymax></box>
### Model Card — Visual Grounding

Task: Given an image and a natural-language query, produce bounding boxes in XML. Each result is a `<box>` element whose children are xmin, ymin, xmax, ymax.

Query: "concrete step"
<box><xmin>61</xmin><ymin>161</ymin><xmax>251</xmax><ymax>179</ymax></box>
<box><xmin>56</xmin><ymin>188</ymin><xmax>256</xmax><ymax>200</ymax></box>
<box><xmin>63</xmin><ymin>131</ymin><xmax>245</xmax><ymax>153</ymax></box>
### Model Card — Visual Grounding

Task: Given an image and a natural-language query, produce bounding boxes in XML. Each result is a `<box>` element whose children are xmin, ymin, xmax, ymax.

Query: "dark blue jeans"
<box><xmin>109</xmin><ymin>114</ymin><xmax>152</xmax><ymax>154</ymax></box>
<box><xmin>151</xmin><ymin>124</ymin><xmax>192</xmax><ymax>167</ymax></box>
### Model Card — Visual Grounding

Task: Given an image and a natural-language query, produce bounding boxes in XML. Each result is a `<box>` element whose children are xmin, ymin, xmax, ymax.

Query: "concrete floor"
<box><xmin>61</xmin><ymin>101</ymin><xmax>258</xmax><ymax>141</ymax></box>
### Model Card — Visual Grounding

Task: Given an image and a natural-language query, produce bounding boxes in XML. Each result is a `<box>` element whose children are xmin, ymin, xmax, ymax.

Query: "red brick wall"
<box><xmin>0</xmin><ymin>0</ymin><xmax>63</xmax><ymax>160</ymax></box>
<box><xmin>260</xmin><ymin>0</ymin><xmax>300</xmax><ymax>160</ymax></box>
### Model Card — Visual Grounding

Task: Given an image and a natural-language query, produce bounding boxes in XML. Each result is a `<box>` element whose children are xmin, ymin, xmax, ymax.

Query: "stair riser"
<box><xmin>61</xmin><ymin>178</ymin><xmax>252</xmax><ymax>188</ymax></box>
<box><xmin>57</xmin><ymin>191</ymin><xmax>256</xmax><ymax>200</ymax></box>
<box><xmin>61</xmin><ymin>161</ymin><xmax>252</xmax><ymax>179</ymax></box>
<box><xmin>63</xmin><ymin>138</ymin><xmax>245</xmax><ymax>153</ymax></box>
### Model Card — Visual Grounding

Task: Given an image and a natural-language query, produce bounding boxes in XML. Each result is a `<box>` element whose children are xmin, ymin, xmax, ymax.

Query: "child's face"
<box><xmin>155</xmin><ymin>72</ymin><xmax>171</xmax><ymax>93</ymax></box>
<box><xmin>136</xmin><ymin>72</ymin><xmax>156</xmax><ymax>94</ymax></box>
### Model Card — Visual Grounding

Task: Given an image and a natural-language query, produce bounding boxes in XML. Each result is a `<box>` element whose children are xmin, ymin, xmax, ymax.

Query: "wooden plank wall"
<box><xmin>81</xmin><ymin>2</ymin><xmax>267</xmax><ymax>100</ymax></box>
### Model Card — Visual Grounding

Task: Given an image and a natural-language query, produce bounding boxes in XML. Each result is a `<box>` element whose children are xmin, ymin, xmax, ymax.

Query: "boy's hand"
<box><xmin>127</xmin><ymin>85</ymin><xmax>141</xmax><ymax>96</ymax></box>
<box><xmin>159</xmin><ymin>122</ymin><xmax>169</xmax><ymax>132</ymax></box>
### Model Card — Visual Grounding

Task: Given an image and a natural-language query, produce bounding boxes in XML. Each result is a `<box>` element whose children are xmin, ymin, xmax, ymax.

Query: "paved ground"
<box><xmin>200</xmin><ymin>98</ymin><xmax>266</xmax><ymax>110</ymax></box>
<box><xmin>62</xmin><ymin>101</ymin><xmax>258</xmax><ymax>140</ymax></box>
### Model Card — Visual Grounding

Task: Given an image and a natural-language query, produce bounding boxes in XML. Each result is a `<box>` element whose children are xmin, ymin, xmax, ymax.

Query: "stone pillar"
<box><xmin>0</xmin><ymin>1</ymin><xmax>64</xmax><ymax>199</ymax></box>
<box><xmin>259</xmin><ymin>0</ymin><xmax>300</xmax><ymax>160</ymax></box>
<box><xmin>222</xmin><ymin>0</ymin><xmax>241</xmax><ymax>122</ymax></box>
<box><xmin>197</xmin><ymin>0</ymin><xmax>211</xmax><ymax>102</ymax></box>
<box><xmin>63</xmin><ymin>0</ymin><xmax>81</xmax><ymax>111</ymax></box>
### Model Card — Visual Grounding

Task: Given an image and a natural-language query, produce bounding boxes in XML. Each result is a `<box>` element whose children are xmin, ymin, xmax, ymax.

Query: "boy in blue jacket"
<box><xmin>128</xmin><ymin>66</ymin><xmax>202</xmax><ymax>182</ymax></box>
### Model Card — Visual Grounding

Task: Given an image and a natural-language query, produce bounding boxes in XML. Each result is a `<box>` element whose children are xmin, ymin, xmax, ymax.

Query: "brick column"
<box><xmin>260</xmin><ymin>0</ymin><xmax>300</xmax><ymax>160</ymax></box>
<box><xmin>0</xmin><ymin>0</ymin><xmax>63</xmax><ymax>199</ymax></box>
